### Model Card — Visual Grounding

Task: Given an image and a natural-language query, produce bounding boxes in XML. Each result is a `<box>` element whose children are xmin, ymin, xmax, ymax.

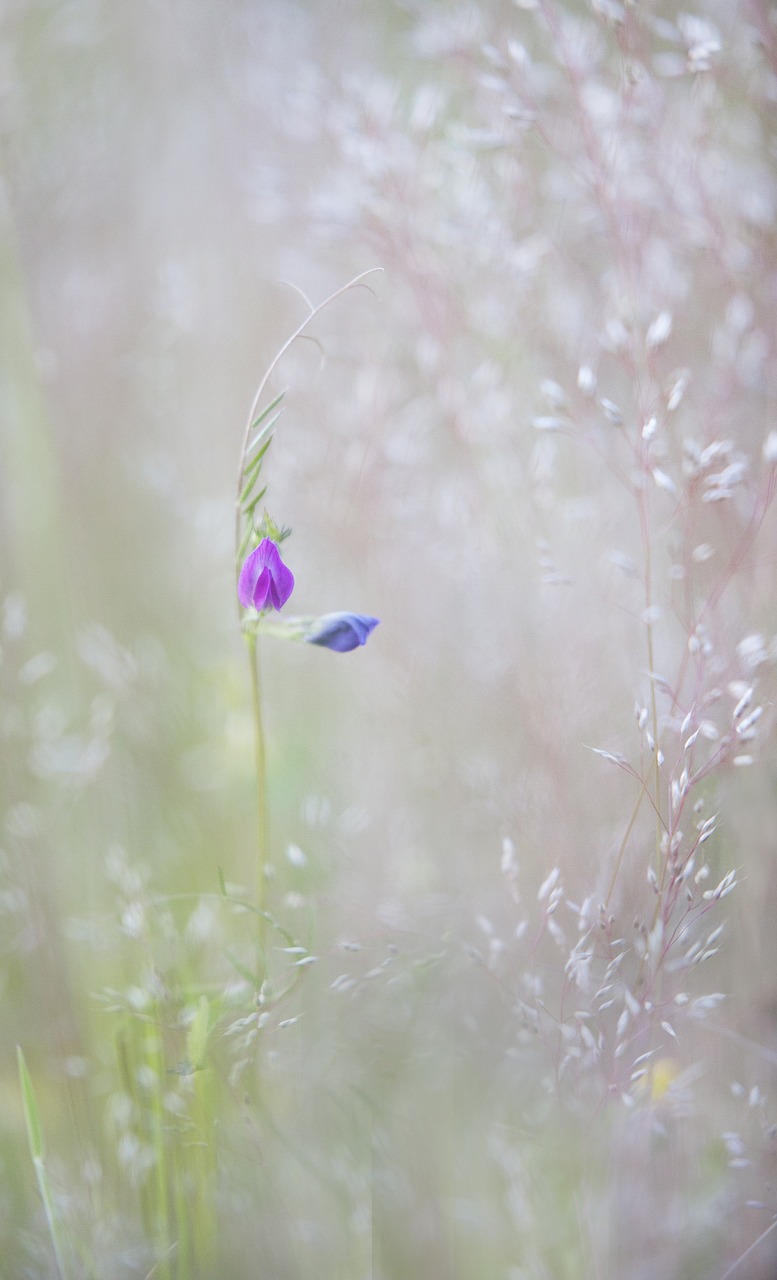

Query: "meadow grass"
<box><xmin>2</xmin><ymin>2</ymin><xmax>777</xmax><ymax>1277</ymax></box>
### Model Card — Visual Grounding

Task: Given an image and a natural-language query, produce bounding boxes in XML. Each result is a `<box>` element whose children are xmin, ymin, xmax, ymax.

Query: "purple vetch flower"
<box><xmin>305</xmin><ymin>613</ymin><xmax>379</xmax><ymax>653</ymax></box>
<box><xmin>238</xmin><ymin>538</ymin><xmax>294</xmax><ymax>611</ymax></box>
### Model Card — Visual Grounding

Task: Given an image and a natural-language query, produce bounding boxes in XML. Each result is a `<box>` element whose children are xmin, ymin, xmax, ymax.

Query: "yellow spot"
<box><xmin>649</xmin><ymin>1057</ymin><xmax>679</xmax><ymax>1101</ymax></box>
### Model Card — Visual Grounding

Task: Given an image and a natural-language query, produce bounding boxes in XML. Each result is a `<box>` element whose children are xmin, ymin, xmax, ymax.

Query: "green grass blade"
<box><xmin>17</xmin><ymin>1045</ymin><xmax>44</xmax><ymax>1161</ymax></box>
<box><xmin>17</xmin><ymin>1046</ymin><xmax>70</xmax><ymax>1280</ymax></box>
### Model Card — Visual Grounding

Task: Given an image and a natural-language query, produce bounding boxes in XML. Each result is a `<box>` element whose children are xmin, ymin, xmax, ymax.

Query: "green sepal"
<box><xmin>254</xmin><ymin>512</ymin><xmax>291</xmax><ymax>544</ymax></box>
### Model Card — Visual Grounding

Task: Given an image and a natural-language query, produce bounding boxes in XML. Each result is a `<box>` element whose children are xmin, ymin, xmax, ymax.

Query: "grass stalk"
<box><xmin>246</xmin><ymin>632</ymin><xmax>269</xmax><ymax>954</ymax></box>
<box><xmin>17</xmin><ymin>1046</ymin><xmax>70</xmax><ymax>1280</ymax></box>
<box><xmin>146</xmin><ymin>1025</ymin><xmax>174</xmax><ymax>1280</ymax></box>
<box><xmin>640</xmin><ymin>501</ymin><xmax>663</xmax><ymax>876</ymax></box>
<box><xmin>604</xmin><ymin>785</ymin><xmax>646</xmax><ymax>910</ymax></box>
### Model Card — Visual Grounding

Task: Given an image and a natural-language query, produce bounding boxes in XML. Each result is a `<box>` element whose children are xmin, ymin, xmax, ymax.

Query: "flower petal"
<box><xmin>237</xmin><ymin>545</ymin><xmax>265</xmax><ymax>608</ymax></box>
<box><xmin>262</xmin><ymin>542</ymin><xmax>295</xmax><ymax>609</ymax></box>
<box><xmin>305</xmin><ymin>613</ymin><xmax>379</xmax><ymax>652</ymax></box>
<box><xmin>251</xmin><ymin>566</ymin><xmax>272</xmax><ymax>610</ymax></box>
<box><xmin>238</xmin><ymin>539</ymin><xmax>294</xmax><ymax>612</ymax></box>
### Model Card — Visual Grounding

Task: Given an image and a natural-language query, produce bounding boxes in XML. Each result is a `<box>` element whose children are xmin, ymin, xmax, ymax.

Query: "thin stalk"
<box><xmin>233</xmin><ymin>267</ymin><xmax>383</xmax><ymax>570</ymax></box>
<box><xmin>640</xmin><ymin>496</ymin><xmax>672</xmax><ymax>979</ymax></box>
<box><xmin>716</xmin><ymin>1218</ymin><xmax>777</xmax><ymax>1280</ymax></box>
<box><xmin>641</xmin><ymin>498</ymin><xmax>663</xmax><ymax>874</ymax></box>
<box><xmin>171</xmin><ymin>1153</ymin><xmax>190</xmax><ymax>1280</ymax></box>
<box><xmin>190</xmin><ymin>1068</ymin><xmax>217</xmax><ymax>1271</ymax></box>
<box><xmin>246</xmin><ymin>633</ymin><xmax>269</xmax><ymax>941</ymax></box>
<box><xmin>146</xmin><ymin>1026</ymin><xmax>173</xmax><ymax>1280</ymax></box>
<box><xmin>604</xmin><ymin>785</ymin><xmax>645</xmax><ymax>910</ymax></box>
<box><xmin>33</xmin><ymin>1158</ymin><xmax>68</xmax><ymax>1280</ymax></box>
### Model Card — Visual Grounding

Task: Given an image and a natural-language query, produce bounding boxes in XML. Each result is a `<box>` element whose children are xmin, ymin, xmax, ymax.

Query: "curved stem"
<box><xmin>234</xmin><ymin>267</ymin><xmax>383</xmax><ymax>579</ymax></box>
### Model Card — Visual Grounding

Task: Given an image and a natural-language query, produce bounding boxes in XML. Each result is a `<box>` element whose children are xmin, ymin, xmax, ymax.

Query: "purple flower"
<box><xmin>238</xmin><ymin>539</ymin><xmax>294</xmax><ymax>611</ymax></box>
<box><xmin>305</xmin><ymin>613</ymin><xmax>379</xmax><ymax>653</ymax></box>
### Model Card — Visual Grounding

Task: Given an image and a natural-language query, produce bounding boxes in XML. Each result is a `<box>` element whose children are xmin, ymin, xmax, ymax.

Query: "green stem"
<box><xmin>246</xmin><ymin>634</ymin><xmax>269</xmax><ymax>938</ymax></box>
<box><xmin>17</xmin><ymin>1047</ymin><xmax>70</xmax><ymax>1280</ymax></box>
<box><xmin>147</xmin><ymin>1026</ymin><xmax>172</xmax><ymax>1280</ymax></box>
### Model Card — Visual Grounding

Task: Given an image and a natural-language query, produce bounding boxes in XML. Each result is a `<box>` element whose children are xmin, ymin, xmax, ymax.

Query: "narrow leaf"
<box><xmin>243</xmin><ymin>485</ymin><xmax>268</xmax><ymax>517</ymax></box>
<box><xmin>240</xmin><ymin>457</ymin><xmax>272</xmax><ymax>506</ymax></box>
<box><xmin>17</xmin><ymin>1046</ymin><xmax>44</xmax><ymax>1161</ymax></box>
<box><xmin>237</xmin><ymin>523</ymin><xmax>254</xmax><ymax>563</ymax></box>
<box><xmin>249</xmin><ymin>391</ymin><xmax>285</xmax><ymax>434</ymax></box>
<box><xmin>18</xmin><ymin>1047</ymin><xmax>69</xmax><ymax>1280</ymax></box>
<box><xmin>246</xmin><ymin>409</ymin><xmax>283</xmax><ymax>461</ymax></box>
<box><xmin>241</xmin><ymin>435</ymin><xmax>273</xmax><ymax>491</ymax></box>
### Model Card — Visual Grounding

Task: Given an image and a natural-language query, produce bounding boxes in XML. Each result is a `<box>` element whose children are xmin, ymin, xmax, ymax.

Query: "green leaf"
<box><xmin>249</xmin><ymin>390</ymin><xmax>285</xmax><ymax>434</ymax></box>
<box><xmin>240</xmin><ymin>456</ymin><xmax>270</xmax><ymax>507</ymax></box>
<box><xmin>17</xmin><ymin>1046</ymin><xmax>44</xmax><ymax>1162</ymax></box>
<box><xmin>237</xmin><ymin>523</ymin><xmax>255</xmax><ymax>563</ymax></box>
<box><xmin>17</xmin><ymin>1047</ymin><xmax>71</xmax><ymax>1280</ymax></box>
<box><xmin>245</xmin><ymin>409</ymin><xmax>283</xmax><ymax>461</ymax></box>
<box><xmin>243</xmin><ymin>485</ymin><xmax>268</xmax><ymax>517</ymax></box>
<box><xmin>242</xmin><ymin>435</ymin><xmax>273</xmax><ymax>488</ymax></box>
<box><xmin>240</xmin><ymin>442</ymin><xmax>275</xmax><ymax>508</ymax></box>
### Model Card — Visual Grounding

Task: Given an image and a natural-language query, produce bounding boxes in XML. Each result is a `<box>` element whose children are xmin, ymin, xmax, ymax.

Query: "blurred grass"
<box><xmin>2</xmin><ymin>1</ymin><xmax>777</xmax><ymax>1277</ymax></box>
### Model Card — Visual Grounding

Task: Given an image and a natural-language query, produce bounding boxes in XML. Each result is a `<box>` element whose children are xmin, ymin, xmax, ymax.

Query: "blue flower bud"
<box><xmin>305</xmin><ymin>613</ymin><xmax>379</xmax><ymax>653</ymax></box>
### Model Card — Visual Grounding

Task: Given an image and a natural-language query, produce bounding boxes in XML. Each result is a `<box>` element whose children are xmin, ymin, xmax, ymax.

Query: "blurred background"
<box><xmin>2</xmin><ymin>1</ymin><xmax>777</xmax><ymax>1276</ymax></box>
